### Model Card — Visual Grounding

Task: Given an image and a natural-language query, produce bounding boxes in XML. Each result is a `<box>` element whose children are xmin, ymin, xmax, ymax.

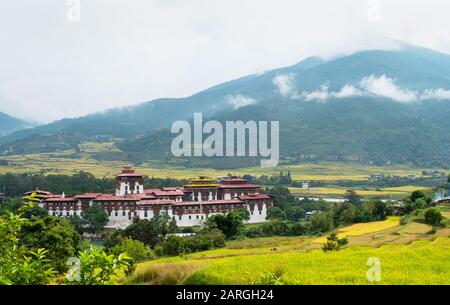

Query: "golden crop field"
<box><xmin>312</xmin><ymin>217</ymin><xmax>400</xmax><ymax>243</ymax></box>
<box><xmin>182</xmin><ymin>238</ymin><xmax>450</xmax><ymax>285</ymax></box>
<box><xmin>124</xmin><ymin>218</ymin><xmax>450</xmax><ymax>285</ymax></box>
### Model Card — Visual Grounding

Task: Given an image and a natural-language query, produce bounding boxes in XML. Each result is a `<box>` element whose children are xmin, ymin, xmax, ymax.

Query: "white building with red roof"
<box><xmin>31</xmin><ymin>167</ymin><xmax>273</xmax><ymax>228</ymax></box>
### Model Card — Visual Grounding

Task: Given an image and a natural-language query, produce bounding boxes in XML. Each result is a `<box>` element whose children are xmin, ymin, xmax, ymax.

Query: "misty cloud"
<box><xmin>360</xmin><ymin>75</ymin><xmax>418</xmax><ymax>102</ymax></box>
<box><xmin>272</xmin><ymin>74</ymin><xmax>297</xmax><ymax>98</ymax></box>
<box><xmin>227</xmin><ymin>95</ymin><xmax>257</xmax><ymax>109</ymax></box>
<box><xmin>420</xmin><ymin>88</ymin><xmax>450</xmax><ymax>100</ymax></box>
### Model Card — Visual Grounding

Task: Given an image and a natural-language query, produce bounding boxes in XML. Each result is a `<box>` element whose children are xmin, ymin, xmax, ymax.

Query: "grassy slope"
<box><xmin>124</xmin><ymin>212</ymin><xmax>450</xmax><ymax>285</ymax></box>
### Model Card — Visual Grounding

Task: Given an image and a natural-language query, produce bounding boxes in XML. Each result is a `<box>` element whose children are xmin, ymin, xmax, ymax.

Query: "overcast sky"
<box><xmin>1</xmin><ymin>0</ymin><xmax>449</xmax><ymax>123</ymax></box>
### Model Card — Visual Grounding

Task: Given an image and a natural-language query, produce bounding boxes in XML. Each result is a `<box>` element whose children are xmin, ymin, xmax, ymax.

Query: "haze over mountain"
<box><xmin>0</xmin><ymin>112</ymin><xmax>32</xmax><ymax>137</ymax></box>
<box><xmin>2</xmin><ymin>44</ymin><xmax>450</xmax><ymax>168</ymax></box>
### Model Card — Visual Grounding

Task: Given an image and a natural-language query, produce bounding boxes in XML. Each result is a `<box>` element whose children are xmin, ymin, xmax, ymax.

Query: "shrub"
<box><xmin>65</xmin><ymin>246</ymin><xmax>131</xmax><ymax>285</ymax></box>
<box><xmin>162</xmin><ymin>236</ymin><xmax>186</xmax><ymax>256</ymax></box>
<box><xmin>109</xmin><ymin>238</ymin><xmax>155</xmax><ymax>263</ymax></box>
<box><xmin>424</xmin><ymin>208</ymin><xmax>443</xmax><ymax>226</ymax></box>
<box><xmin>322</xmin><ymin>233</ymin><xmax>349</xmax><ymax>252</ymax></box>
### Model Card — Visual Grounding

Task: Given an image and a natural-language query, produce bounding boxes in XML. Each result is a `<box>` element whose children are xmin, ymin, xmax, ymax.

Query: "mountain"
<box><xmin>2</xmin><ymin>44</ymin><xmax>450</xmax><ymax>168</ymax></box>
<box><xmin>0</xmin><ymin>112</ymin><xmax>31</xmax><ymax>137</ymax></box>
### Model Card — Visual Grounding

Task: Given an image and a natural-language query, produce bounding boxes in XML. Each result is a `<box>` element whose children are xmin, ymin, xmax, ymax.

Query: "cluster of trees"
<box><xmin>103</xmin><ymin>212</ymin><xmax>228</xmax><ymax>266</ymax></box>
<box><xmin>255</xmin><ymin>187</ymin><xmax>398</xmax><ymax>238</ymax></box>
<box><xmin>0</xmin><ymin>194</ymin><xmax>131</xmax><ymax>285</ymax></box>
<box><xmin>0</xmin><ymin>172</ymin><xmax>187</xmax><ymax>197</ymax></box>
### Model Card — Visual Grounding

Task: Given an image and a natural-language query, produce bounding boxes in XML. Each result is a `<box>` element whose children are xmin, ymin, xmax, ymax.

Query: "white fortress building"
<box><xmin>27</xmin><ymin>166</ymin><xmax>273</xmax><ymax>228</ymax></box>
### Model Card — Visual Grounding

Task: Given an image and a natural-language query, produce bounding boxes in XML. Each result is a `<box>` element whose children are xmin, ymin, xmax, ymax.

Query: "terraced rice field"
<box><xmin>124</xmin><ymin>218</ymin><xmax>450</xmax><ymax>285</ymax></box>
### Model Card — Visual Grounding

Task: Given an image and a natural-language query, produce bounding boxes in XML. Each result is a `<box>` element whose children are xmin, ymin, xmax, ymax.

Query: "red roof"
<box><xmin>238</xmin><ymin>193</ymin><xmax>272</xmax><ymax>200</ymax></box>
<box><xmin>218</xmin><ymin>184</ymin><xmax>259</xmax><ymax>189</ymax></box>
<box><xmin>173</xmin><ymin>199</ymin><xmax>245</xmax><ymax>206</ymax></box>
<box><xmin>138</xmin><ymin>199</ymin><xmax>176</xmax><ymax>205</ymax></box>
<box><xmin>115</xmin><ymin>173</ymin><xmax>144</xmax><ymax>178</ymax></box>
<box><xmin>152</xmin><ymin>190</ymin><xmax>184</xmax><ymax>196</ymax></box>
<box><xmin>74</xmin><ymin>193</ymin><xmax>102</xmax><ymax>199</ymax></box>
<box><xmin>24</xmin><ymin>189</ymin><xmax>52</xmax><ymax>196</ymax></box>
<box><xmin>94</xmin><ymin>194</ymin><xmax>144</xmax><ymax>201</ymax></box>
<box><xmin>44</xmin><ymin>197</ymin><xmax>77</xmax><ymax>202</ymax></box>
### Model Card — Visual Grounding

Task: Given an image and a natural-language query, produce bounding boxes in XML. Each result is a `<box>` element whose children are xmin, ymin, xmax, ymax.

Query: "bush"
<box><xmin>65</xmin><ymin>246</ymin><xmax>131</xmax><ymax>285</ymax></box>
<box><xmin>19</xmin><ymin>216</ymin><xmax>81</xmax><ymax>273</ymax></box>
<box><xmin>424</xmin><ymin>208</ymin><xmax>443</xmax><ymax>226</ymax></box>
<box><xmin>162</xmin><ymin>236</ymin><xmax>186</xmax><ymax>256</ymax></box>
<box><xmin>109</xmin><ymin>238</ymin><xmax>155</xmax><ymax>263</ymax></box>
<box><xmin>322</xmin><ymin>233</ymin><xmax>349</xmax><ymax>252</ymax></box>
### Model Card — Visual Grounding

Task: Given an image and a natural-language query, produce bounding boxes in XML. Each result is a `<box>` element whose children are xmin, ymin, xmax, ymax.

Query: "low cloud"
<box><xmin>275</xmin><ymin>73</ymin><xmax>450</xmax><ymax>103</ymax></box>
<box><xmin>272</xmin><ymin>74</ymin><xmax>297</xmax><ymax>97</ymax></box>
<box><xmin>420</xmin><ymin>88</ymin><xmax>450</xmax><ymax>100</ymax></box>
<box><xmin>360</xmin><ymin>75</ymin><xmax>418</xmax><ymax>102</ymax></box>
<box><xmin>227</xmin><ymin>94</ymin><xmax>257</xmax><ymax>109</ymax></box>
<box><xmin>303</xmin><ymin>84</ymin><xmax>364</xmax><ymax>101</ymax></box>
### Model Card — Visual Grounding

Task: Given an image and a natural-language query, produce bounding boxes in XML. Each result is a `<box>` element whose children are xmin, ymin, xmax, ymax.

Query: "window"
<box><xmin>115</xmin><ymin>211</ymin><xmax>118</xmax><ymax>216</ymax></box>
<box><xmin>122</xmin><ymin>211</ymin><xmax>126</xmax><ymax>216</ymax></box>
<box><xmin>189</xmin><ymin>215</ymin><xmax>191</xmax><ymax>220</ymax></box>
<box><xmin>178</xmin><ymin>216</ymin><xmax>182</xmax><ymax>220</ymax></box>
<box><xmin>196</xmin><ymin>215</ymin><xmax>199</xmax><ymax>219</ymax></box>
<box><xmin>201</xmin><ymin>216</ymin><xmax>204</xmax><ymax>220</ymax></box>
<box><xmin>144</xmin><ymin>211</ymin><xmax>148</xmax><ymax>217</ymax></box>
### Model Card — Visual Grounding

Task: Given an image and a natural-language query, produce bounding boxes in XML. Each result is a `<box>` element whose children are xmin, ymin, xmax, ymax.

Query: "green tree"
<box><xmin>109</xmin><ymin>238</ymin><xmax>154</xmax><ymax>262</ymax></box>
<box><xmin>322</xmin><ymin>233</ymin><xmax>349</xmax><ymax>252</ymax></box>
<box><xmin>424</xmin><ymin>208</ymin><xmax>443</xmax><ymax>226</ymax></box>
<box><xmin>286</xmin><ymin>206</ymin><xmax>306</xmax><ymax>222</ymax></box>
<box><xmin>267</xmin><ymin>207</ymin><xmax>287</xmax><ymax>220</ymax></box>
<box><xmin>311</xmin><ymin>212</ymin><xmax>333</xmax><ymax>233</ymax></box>
<box><xmin>19</xmin><ymin>216</ymin><xmax>81</xmax><ymax>273</ymax></box>
<box><xmin>0</xmin><ymin>197</ymin><xmax>23</xmax><ymax>215</ymax></box>
<box><xmin>206</xmin><ymin>209</ymin><xmax>249</xmax><ymax>239</ymax></box>
<box><xmin>117</xmin><ymin>214</ymin><xmax>171</xmax><ymax>247</ymax></box>
<box><xmin>65</xmin><ymin>246</ymin><xmax>131</xmax><ymax>285</ymax></box>
<box><xmin>344</xmin><ymin>190</ymin><xmax>362</xmax><ymax>206</ymax></box>
<box><xmin>0</xmin><ymin>193</ymin><xmax>56</xmax><ymax>284</ymax></box>
<box><xmin>333</xmin><ymin>202</ymin><xmax>359</xmax><ymax>225</ymax></box>
<box><xmin>410</xmin><ymin>190</ymin><xmax>426</xmax><ymax>203</ymax></box>
<box><xmin>67</xmin><ymin>214</ymin><xmax>84</xmax><ymax>234</ymax></box>
<box><xmin>169</xmin><ymin>216</ymin><xmax>178</xmax><ymax>234</ymax></box>
<box><xmin>82</xmin><ymin>203</ymin><xmax>109</xmax><ymax>234</ymax></box>
<box><xmin>162</xmin><ymin>235</ymin><xmax>186</xmax><ymax>256</ymax></box>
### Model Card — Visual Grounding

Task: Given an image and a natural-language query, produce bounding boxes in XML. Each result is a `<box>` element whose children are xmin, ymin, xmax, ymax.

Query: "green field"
<box><xmin>0</xmin><ymin>144</ymin><xmax>444</xmax><ymax>182</ymax></box>
<box><xmin>124</xmin><ymin>212</ymin><xmax>450</xmax><ymax>285</ymax></box>
<box><xmin>289</xmin><ymin>186</ymin><xmax>431</xmax><ymax>198</ymax></box>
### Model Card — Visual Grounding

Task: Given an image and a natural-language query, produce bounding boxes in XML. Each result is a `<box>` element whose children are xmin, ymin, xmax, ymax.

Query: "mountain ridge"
<box><xmin>2</xmin><ymin>44</ymin><xmax>450</xmax><ymax>168</ymax></box>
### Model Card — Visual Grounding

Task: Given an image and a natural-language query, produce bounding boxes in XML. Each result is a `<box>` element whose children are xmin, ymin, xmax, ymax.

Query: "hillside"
<box><xmin>0</xmin><ymin>112</ymin><xmax>31</xmax><ymax>137</ymax></box>
<box><xmin>2</xmin><ymin>44</ymin><xmax>450</xmax><ymax>167</ymax></box>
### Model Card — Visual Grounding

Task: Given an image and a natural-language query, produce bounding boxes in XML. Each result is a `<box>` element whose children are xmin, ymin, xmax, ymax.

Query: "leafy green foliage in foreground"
<box><xmin>0</xmin><ymin>193</ymin><xmax>131</xmax><ymax>285</ymax></box>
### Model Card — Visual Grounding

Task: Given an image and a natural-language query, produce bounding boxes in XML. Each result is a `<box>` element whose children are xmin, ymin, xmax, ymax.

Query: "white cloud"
<box><xmin>273</xmin><ymin>72</ymin><xmax>450</xmax><ymax>103</ymax></box>
<box><xmin>360</xmin><ymin>75</ymin><xmax>418</xmax><ymax>102</ymax></box>
<box><xmin>303</xmin><ymin>85</ymin><xmax>330</xmax><ymax>101</ymax></box>
<box><xmin>332</xmin><ymin>85</ymin><xmax>364</xmax><ymax>98</ymax></box>
<box><xmin>272</xmin><ymin>74</ymin><xmax>296</xmax><ymax>97</ymax></box>
<box><xmin>227</xmin><ymin>95</ymin><xmax>256</xmax><ymax>109</ymax></box>
<box><xmin>296</xmin><ymin>84</ymin><xmax>364</xmax><ymax>101</ymax></box>
<box><xmin>420</xmin><ymin>88</ymin><xmax>450</xmax><ymax>100</ymax></box>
